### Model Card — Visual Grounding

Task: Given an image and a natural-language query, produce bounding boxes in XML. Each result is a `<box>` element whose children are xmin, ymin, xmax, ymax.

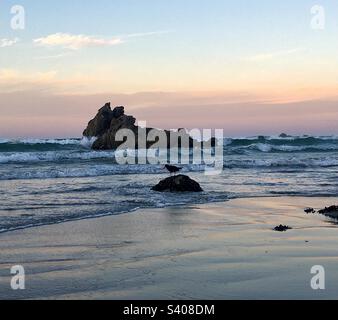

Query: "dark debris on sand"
<box><xmin>304</xmin><ymin>208</ymin><xmax>316</xmax><ymax>214</ymax></box>
<box><xmin>273</xmin><ymin>225</ymin><xmax>292</xmax><ymax>232</ymax></box>
<box><xmin>303</xmin><ymin>205</ymin><xmax>338</xmax><ymax>219</ymax></box>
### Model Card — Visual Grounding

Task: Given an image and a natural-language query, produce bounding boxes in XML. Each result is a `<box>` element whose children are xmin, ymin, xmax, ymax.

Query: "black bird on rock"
<box><xmin>164</xmin><ymin>164</ymin><xmax>182</xmax><ymax>176</ymax></box>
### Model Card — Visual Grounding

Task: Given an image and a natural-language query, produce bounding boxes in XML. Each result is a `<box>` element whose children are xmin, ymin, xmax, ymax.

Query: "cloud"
<box><xmin>0</xmin><ymin>69</ymin><xmax>62</xmax><ymax>93</ymax></box>
<box><xmin>34</xmin><ymin>33</ymin><xmax>123</xmax><ymax>50</ymax></box>
<box><xmin>0</xmin><ymin>69</ymin><xmax>57</xmax><ymax>81</ymax></box>
<box><xmin>33</xmin><ymin>30</ymin><xmax>173</xmax><ymax>50</ymax></box>
<box><xmin>244</xmin><ymin>48</ymin><xmax>303</xmax><ymax>62</ymax></box>
<box><xmin>0</xmin><ymin>38</ymin><xmax>19</xmax><ymax>48</ymax></box>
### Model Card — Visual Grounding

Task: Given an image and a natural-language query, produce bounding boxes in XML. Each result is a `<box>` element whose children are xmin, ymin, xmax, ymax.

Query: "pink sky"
<box><xmin>1</xmin><ymin>90</ymin><xmax>337</xmax><ymax>138</ymax></box>
<box><xmin>1</xmin><ymin>1</ymin><xmax>338</xmax><ymax>138</ymax></box>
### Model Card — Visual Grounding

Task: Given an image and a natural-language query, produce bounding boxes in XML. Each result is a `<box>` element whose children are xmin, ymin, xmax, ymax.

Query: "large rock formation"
<box><xmin>83</xmin><ymin>103</ymin><xmax>197</xmax><ymax>150</ymax></box>
<box><xmin>318</xmin><ymin>205</ymin><xmax>338</xmax><ymax>219</ymax></box>
<box><xmin>152</xmin><ymin>175</ymin><xmax>203</xmax><ymax>192</ymax></box>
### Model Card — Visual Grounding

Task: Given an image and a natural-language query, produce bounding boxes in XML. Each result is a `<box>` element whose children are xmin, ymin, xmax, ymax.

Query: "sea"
<box><xmin>0</xmin><ymin>135</ymin><xmax>337</xmax><ymax>233</ymax></box>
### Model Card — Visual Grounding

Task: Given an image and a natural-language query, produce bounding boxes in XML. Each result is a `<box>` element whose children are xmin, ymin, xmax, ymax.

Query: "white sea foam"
<box><xmin>255</xmin><ymin>143</ymin><xmax>272</xmax><ymax>152</ymax></box>
<box><xmin>0</xmin><ymin>150</ymin><xmax>116</xmax><ymax>163</ymax></box>
<box><xmin>223</xmin><ymin>157</ymin><xmax>338</xmax><ymax>168</ymax></box>
<box><xmin>240</xmin><ymin>143</ymin><xmax>338</xmax><ymax>153</ymax></box>
<box><xmin>80</xmin><ymin>136</ymin><xmax>97</xmax><ymax>148</ymax></box>
<box><xmin>0</xmin><ymin>138</ymin><xmax>82</xmax><ymax>145</ymax></box>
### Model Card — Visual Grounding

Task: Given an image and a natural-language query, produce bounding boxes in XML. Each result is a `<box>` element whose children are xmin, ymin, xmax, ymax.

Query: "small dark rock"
<box><xmin>152</xmin><ymin>175</ymin><xmax>203</xmax><ymax>193</ymax></box>
<box><xmin>273</xmin><ymin>225</ymin><xmax>292</xmax><ymax>232</ymax></box>
<box><xmin>279</xmin><ymin>133</ymin><xmax>290</xmax><ymax>138</ymax></box>
<box><xmin>305</xmin><ymin>207</ymin><xmax>316</xmax><ymax>214</ymax></box>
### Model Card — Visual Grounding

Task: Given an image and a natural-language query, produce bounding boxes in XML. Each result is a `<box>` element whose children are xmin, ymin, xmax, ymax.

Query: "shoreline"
<box><xmin>0</xmin><ymin>196</ymin><xmax>338</xmax><ymax>300</ymax></box>
<box><xmin>1</xmin><ymin>194</ymin><xmax>337</xmax><ymax>236</ymax></box>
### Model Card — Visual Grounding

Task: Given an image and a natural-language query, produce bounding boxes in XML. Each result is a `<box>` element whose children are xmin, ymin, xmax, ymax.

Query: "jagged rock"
<box><xmin>83</xmin><ymin>103</ymin><xmax>197</xmax><ymax>150</ymax></box>
<box><xmin>152</xmin><ymin>175</ymin><xmax>203</xmax><ymax>192</ymax></box>
<box><xmin>318</xmin><ymin>205</ymin><xmax>338</xmax><ymax>218</ymax></box>
<box><xmin>112</xmin><ymin>106</ymin><xmax>125</xmax><ymax>118</ymax></box>
<box><xmin>83</xmin><ymin>103</ymin><xmax>117</xmax><ymax>137</ymax></box>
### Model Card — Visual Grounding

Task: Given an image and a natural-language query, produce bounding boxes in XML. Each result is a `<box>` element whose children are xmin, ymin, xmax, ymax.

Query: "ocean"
<box><xmin>0</xmin><ymin>135</ymin><xmax>337</xmax><ymax>233</ymax></box>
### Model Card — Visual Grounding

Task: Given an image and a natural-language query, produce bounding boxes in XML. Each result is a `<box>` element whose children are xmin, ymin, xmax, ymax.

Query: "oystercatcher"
<box><xmin>164</xmin><ymin>164</ymin><xmax>182</xmax><ymax>176</ymax></box>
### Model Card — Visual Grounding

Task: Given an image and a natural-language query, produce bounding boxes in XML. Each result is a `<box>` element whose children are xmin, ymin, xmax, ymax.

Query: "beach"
<box><xmin>0</xmin><ymin>196</ymin><xmax>337</xmax><ymax>300</ymax></box>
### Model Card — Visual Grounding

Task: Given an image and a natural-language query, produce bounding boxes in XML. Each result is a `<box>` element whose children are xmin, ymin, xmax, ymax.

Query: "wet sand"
<box><xmin>0</xmin><ymin>196</ymin><xmax>338</xmax><ymax>300</ymax></box>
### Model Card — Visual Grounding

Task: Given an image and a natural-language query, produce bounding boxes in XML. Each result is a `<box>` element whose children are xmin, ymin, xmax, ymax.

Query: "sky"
<box><xmin>0</xmin><ymin>0</ymin><xmax>337</xmax><ymax>138</ymax></box>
